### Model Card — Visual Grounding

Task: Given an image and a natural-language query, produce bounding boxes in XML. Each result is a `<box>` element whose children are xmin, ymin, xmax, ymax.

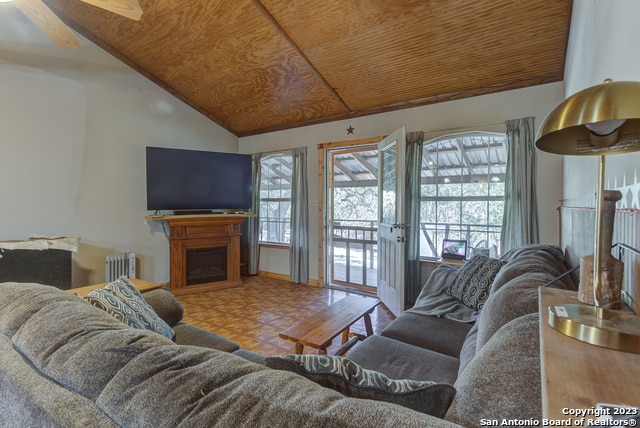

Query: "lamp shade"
<box><xmin>535</xmin><ymin>80</ymin><xmax>640</xmax><ymax>155</ymax></box>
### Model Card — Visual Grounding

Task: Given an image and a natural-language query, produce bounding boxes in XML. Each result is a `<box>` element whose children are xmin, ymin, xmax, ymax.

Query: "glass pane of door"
<box><xmin>326</xmin><ymin>145</ymin><xmax>378</xmax><ymax>292</ymax></box>
<box><xmin>381</xmin><ymin>144</ymin><xmax>396</xmax><ymax>225</ymax></box>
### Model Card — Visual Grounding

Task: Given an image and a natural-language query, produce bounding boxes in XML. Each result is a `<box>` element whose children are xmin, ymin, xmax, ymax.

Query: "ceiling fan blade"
<box><xmin>14</xmin><ymin>0</ymin><xmax>82</xmax><ymax>48</ymax></box>
<box><xmin>79</xmin><ymin>0</ymin><xmax>143</xmax><ymax>21</ymax></box>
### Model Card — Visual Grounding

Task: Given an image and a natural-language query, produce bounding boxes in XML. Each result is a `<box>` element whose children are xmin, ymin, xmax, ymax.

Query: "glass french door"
<box><xmin>377</xmin><ymin>127</ymin><xmax>406</xmax><ymax>316</ymax></box>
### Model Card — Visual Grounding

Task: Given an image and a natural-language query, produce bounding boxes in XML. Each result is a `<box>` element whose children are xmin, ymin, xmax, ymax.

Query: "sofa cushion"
<box><xmin>0</xmin><ymin>282</ymin><xmax>82</xmax><ymax>337</ymax></box>
<box><xmin>97</xmin><ymin>345</ymin><xmax>454</xmax><ymax>427</ymax></box>
<box><xmin>380</xmin><ymin>312</ymin><xmax>472</xmax><ymax>358</ymax></box>
<box><xmin>172</xmin><ymin>322</ymin><xmax>239</xmax><ymax>352</ymax></box>
<box><xmin>476</xmin><ymin>271</ymin><xmax>554</xmax><ymax>350</ymax></box>
<box><xmin>496</xmin><ymin>244</ymin><xmax>577</xmax><ymax>293</ymax></box>
<box><xmin>85</xmin><ymin>277</ymin><xmax>175</xmax><ymax>340</ymax></box>
<box><xmin>488</xmin><ymin>259</ymin><xmax>535</xmax><ymax>294</ymax></box>
<box><xmin>265</xmin><ymin>354</ymin><xmax>456</xmax><ymax>417</ymax></box>
<box><xmin>346</xmin><ymin>335</ymin><xmax>460</xmax><ymax>384</ymax></box>
<box><xmin>232</xmin><ymin>349</ymin><xmax>268</xmax><ymax>365</ymax></box>
<box><xmin>445</xmin><ymin>313</ymin><xmax>542</xmax><ymax>426</ymax></box>
<box><xmin>446</xmin><ymin>255</ymin><xmax>506</xmax><ymax>310</ymax></box>
<box><xmin>11</xmin><ymin>298</ymin><xmax>173</xmax><ymax>399</ymax></box>
<box><xmin>457</xmin><ymin>321</ymin><xmax>479</xmax><ymax>376</ymax></box>
<box><xmin>0</xmin><ymin>335</ymin><xmax>117</xmax><ymax>427</ymax></box>
<box><xmin>97</xmin><ymin>345</ymin><xmax>267</xmax><ymax>426</ymax></box>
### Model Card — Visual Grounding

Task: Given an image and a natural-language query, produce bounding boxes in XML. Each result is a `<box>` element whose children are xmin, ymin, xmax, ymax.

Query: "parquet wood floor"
<box><xmin>175</xmin><ymin>275</ymin><xmax>395</xmax><ymax>356</ymax></box>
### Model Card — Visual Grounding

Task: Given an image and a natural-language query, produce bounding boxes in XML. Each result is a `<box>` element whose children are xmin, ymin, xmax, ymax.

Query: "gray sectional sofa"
<box><xmin>346</xmin><ymin>244</ymin><xmax>577</xmax><ymax>426</ymax></box>
<box><xmin>0</xmin><ymin>281</ymin><xmax>458</xmax><ymax>427</ymax></box>
<box><xmin>260</xmin><ymin>245</ymin><xmax>576</xmax><ymax>426</ymax></box>
<box><xmin>0</xmin><ymin>244</ymin><xmax>576</xmax><ymax>427</ymax></box>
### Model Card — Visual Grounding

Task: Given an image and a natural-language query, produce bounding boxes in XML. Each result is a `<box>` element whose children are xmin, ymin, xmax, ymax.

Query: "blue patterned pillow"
<box><xmin>446</xmin><ymin>255</ymin><xmax>506</xmax><ymax>310</ymax></box>
<box><xmin>85</xmin><ymin>277</ymin><xmax>175</xmax><ymax>340</ymax></box>
<box><xmin>265</xmin><ymin>354</ymin><xmax>455</xmax><ymax>417</ymax></box>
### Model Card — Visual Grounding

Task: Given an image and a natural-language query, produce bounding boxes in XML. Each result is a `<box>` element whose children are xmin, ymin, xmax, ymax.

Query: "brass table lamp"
<box><xmin>535</xmin><ymin>79</ymin><xmax>640</xmax><ymax>353</ymax></box>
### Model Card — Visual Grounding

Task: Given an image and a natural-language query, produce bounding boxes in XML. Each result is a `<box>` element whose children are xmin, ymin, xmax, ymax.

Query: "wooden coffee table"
<box><xmin>279</xmin><ymin>295</ymin><xmax>380</xmax><ymax>355</ymax></box>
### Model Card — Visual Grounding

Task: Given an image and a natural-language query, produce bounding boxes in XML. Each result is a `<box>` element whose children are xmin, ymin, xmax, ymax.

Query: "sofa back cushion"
<box><xmin>445</xmin><ymin>313</ymin><xmax>542</xmax><ymax>426</ymax></box>
<box><xmin>5</xmin><ymin>283</ymin><xmax>173</xmax><ymax>399</ymax></box>
<box><xmin>0</xmin><ymin>335</ymin><xmax>117</xmax><ymax>427</ymax></box>
<box><xmin>476</xmin><ymin>271</ymin><xmax>554</xmax><ymax>350</ymax></box>
<box><xmin>494</xmin><ymin>244</ymin><xmax>577</xmax><ymax>293</ymax></box>
<box><xmin>457</xmin><ymin>321</ymin><xmax>479</xmax><ymax>376</ymax></box>
<box><xmin>0</xmin><ymin>282</ymin><xmax>80</xmax><ymax>337</ymax></box>
<box><xmin>97</xmin><ymin>346</ymin><xmax>453</xmax><ymax>427</ymax></box>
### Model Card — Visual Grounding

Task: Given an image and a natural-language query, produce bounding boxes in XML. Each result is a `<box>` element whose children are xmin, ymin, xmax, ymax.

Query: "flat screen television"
<box><xmin>146</xmin><ymin>146</ymin><xmax>252</xmax><ymax>212</ymax></box>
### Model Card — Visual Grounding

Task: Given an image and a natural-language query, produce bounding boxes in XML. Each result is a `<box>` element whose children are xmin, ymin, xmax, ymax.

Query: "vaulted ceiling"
<box><xmin>41</xmin><ymin>0</ymin><xmax>573</xmax><ymax>137</ymax></box>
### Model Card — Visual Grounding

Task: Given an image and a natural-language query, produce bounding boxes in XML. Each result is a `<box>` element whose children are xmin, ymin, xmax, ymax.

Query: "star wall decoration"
<box><xmin>347</xmin><ymin>126</ymin><xmax>355</xmax><ymax>134</ymax></box>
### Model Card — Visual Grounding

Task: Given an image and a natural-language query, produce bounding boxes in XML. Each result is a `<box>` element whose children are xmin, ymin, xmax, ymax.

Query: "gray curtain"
<box><xmin>247</xmin><ymin>153</ymin><xmax>262</xmax><ymax>275</ymax></box>
<box><xmin>405</xmin><ymin>131</ymin><xmax>424</xmax><ymax>303</ymax></box>
<box><xmin>500</xmin><ymin>117</ymin><xmax>539</xmax><ymax>253</ymax></box>
<box><xmin>289</xmin><ymin>147</ymin><xmax>309</xmax><ymax>284</ymax></box>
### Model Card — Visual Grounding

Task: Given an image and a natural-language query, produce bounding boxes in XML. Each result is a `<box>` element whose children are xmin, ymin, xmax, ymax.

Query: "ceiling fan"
<box><xmin>1</xmin><ymin>0</ymin><xmax>142</xmax><ymax>48</ymax></box>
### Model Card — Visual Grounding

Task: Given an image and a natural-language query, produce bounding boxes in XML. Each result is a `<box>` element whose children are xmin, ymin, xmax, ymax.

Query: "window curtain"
<box><xmin>500</xmin><ymin>117</ymin><xmax>539</xmax><ymax>253</ymax></box>
<box><xmin>289</xmin><ymin>147</ymin><xmax>309</xmax><ymax>284</ymax></box>
<box><xmin>247</xmin><ymin>153</ymin><xmax>262</xmax><ymax>275</ymax></box>
<box><xmin>405</xmin><ymin>131</ymin><xmax>424</xmax><ymax>303</ymax></box>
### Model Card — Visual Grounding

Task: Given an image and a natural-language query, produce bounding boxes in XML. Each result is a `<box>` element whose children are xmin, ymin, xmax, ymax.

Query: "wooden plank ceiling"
<box><xmin>44</xmin><ymin>0</ymin><xmax>573</xmax><ymax>137</ymax></box>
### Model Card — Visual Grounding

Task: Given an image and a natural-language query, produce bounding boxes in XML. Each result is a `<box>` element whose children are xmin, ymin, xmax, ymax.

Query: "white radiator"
<box><xmin>105</xmin><ymin>252</ymin><xmax>136</xmax><ymax>282</ymax></box>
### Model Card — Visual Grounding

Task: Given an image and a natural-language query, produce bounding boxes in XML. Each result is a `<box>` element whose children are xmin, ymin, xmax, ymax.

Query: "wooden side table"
<box><xmin>68</xmin><ymin>278</ymin><xmax>164</xmax><ymax>297</ymax></box>
<box><xmin>539</xmin><ymin>287</ymin><xmax>640</xmax><ymax>419</ymax></box>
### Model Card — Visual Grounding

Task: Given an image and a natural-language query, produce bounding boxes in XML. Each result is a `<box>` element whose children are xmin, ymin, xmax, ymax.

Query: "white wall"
<box><xmin>240</xmin><ymin>82</ymin><xmax>565</xmax><ymax>281</ymax></box>
<box><xmin>0</xmin><ymin>8</ymin><xmax>237</xmax><ymax>285</ymax></box>
<box><xmin>0</xmin><ymin>67</ymin><xmax>86</xmax><ymax>237</ymax></box>
<box><xmin>562</xmin><ymin>0</ymin><xmax>640</xmax><ymax>203</ymax></box>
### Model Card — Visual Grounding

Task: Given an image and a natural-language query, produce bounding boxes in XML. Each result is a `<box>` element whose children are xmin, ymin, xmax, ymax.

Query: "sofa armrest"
<box><xmin>141</xmin><ymin>289</ymin><xmax>240</xmax><ymax>352</ymax></box>
<box><xmin>142</xmin><ymin>289</ymin><xmax>184</xmax><ymax>326</ymax></box>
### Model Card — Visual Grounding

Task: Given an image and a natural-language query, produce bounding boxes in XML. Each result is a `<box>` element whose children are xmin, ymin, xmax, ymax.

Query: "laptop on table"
<box><xmin>441</xmin><ymin>239</ymin><xmax>467</xmax><ymax>261</ymax></box>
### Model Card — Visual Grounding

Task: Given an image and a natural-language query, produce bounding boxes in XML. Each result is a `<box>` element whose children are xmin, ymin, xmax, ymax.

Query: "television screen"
<box><xmin>146</xmin><ymin>146</ymin><xmax>252</xmax><ymax>212</ymax></box>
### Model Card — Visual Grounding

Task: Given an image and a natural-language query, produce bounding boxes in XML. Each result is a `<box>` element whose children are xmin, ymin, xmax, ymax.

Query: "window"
<box><xmin>420</xmin><ymin>132</ymin><xmax>506</xmax><ymax>258</ymax></box>
<box><xmin>259</xmin><ymin>152</ymin><xmax>292</xmax><ymax>245</ymax></box>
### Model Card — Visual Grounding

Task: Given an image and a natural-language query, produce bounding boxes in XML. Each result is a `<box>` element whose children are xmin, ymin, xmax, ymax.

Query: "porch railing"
<box><xmin>331</xmin><ymin>221</ymin><xmax>377</xmax><ymax>287</ymax></box>
<box><xmin>330</xmin><ymin>220</ymin><xmax>501</xmax><ymax>287</ymax></box>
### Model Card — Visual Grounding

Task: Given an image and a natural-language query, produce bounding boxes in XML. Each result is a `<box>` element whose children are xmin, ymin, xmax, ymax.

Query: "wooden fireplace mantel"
<box><xmin>149</xmin><ymin>214</ymin><xmax>251</xmax><ymax>295</ymax></box>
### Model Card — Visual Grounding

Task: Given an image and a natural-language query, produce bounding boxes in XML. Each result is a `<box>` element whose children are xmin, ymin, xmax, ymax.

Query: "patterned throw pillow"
<box><xmin>265</xmin><ymin>354</ymin><xmax>456</xmax><ymax>417</ymax></box>
<box><xmin>445</xmin><ymin>255</ymin><xmax>506</xmax><ymax>310</ymax></box>
<box><xmin>85</xmin><ymin>277</ymin><xmax>175</xmax><ymax>340</ymax></box>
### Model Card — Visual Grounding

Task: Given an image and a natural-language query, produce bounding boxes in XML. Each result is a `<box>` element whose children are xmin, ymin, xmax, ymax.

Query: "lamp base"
<box><xmin>578</xmin><ymin>254</ymin><xmax>623</xmax><ymax>307</ymax></box>
<box><xmin>548</xmin><ymin>304</ymin><xmax>640</xmax><ymax>354</ymax></box>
